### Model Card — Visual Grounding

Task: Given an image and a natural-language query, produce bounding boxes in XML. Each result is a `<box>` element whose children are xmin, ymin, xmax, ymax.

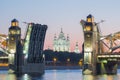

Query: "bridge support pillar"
<box><xmin>82</xmin><ymin>64</ymin><xmax>94</xmax><ymax>75</ymax></box>
<box><xmin>97</xmin><ymin>61</ymin><xmax>117</xmax><ymax>74</ymax></box>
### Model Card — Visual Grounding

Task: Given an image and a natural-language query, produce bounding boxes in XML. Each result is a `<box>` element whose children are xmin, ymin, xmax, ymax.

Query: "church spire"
<box><xmin>67</xmin><ymin>34</ymin><xmax>69</xmax><ymax>41</ymax></box>
<box><xmin>61</xmin><ymin>28</ymin><xmax>63</xmax><ymax>33</ymax></box>
<box><xmin>76</xmin><ymin>42</ymin><xmax>78</xmax><ymax>46</ymax></box>
<box><xmin>54</xmin><ymin>34</ymin><xmax>57</xmax><ymax>40</ymax></box>
<box><xmin>74</xmin><ymin>42</ymin><xmax>80</xmax><ymax>53</ymax></box>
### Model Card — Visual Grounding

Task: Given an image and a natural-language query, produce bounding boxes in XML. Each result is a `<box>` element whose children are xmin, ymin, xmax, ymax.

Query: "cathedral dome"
<box><xmin>53</xmin><ymin>28</ymin><xmax>70</xmax><ymax>52</ymax></box>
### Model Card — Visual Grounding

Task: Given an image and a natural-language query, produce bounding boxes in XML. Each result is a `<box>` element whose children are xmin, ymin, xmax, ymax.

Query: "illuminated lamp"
<box><xmin>67</xmin><ymin>58</ymin><xmax>70</xmax><ymax>62</ymax></box>
<box><xmin>102</xmin><ymin>60</ymin><xmax>107</xmax><ymax>63</ymax></box>
<box><xmin>53</xmin><ymin>58</ymin><xmax>57</xmax><ymax>62</ymax></box>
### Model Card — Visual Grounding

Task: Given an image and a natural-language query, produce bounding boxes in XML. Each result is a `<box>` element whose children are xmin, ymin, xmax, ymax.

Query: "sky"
<box><xmin>0</xmin><ymin>0</ymin><xmax>120</xmax><ymax>51</ymax></box>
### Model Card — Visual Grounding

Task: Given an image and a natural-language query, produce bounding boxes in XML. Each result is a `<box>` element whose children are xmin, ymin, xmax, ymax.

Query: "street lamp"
<box><xmin>53</xmin><ymin>57</ymin><xmax>57</xmax><ymax>62</ymax></box>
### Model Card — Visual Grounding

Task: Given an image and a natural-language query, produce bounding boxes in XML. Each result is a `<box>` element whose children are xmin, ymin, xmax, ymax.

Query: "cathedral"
<box><xmin>53</xmin><ymin>28</ymin><xmax>70</xmax><ymax>52</ymax></box>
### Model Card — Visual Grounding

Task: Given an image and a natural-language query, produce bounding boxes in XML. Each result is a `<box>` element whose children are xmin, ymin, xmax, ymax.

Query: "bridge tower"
<box><xmin>8</xmin><ymin>19</ymin><xmax>22</xmax><ymax>71</ymax></box>
<box><xmin>81</xmin><ymin>14</ymin><xmax>100</xmax><ymax>75</ymax></box>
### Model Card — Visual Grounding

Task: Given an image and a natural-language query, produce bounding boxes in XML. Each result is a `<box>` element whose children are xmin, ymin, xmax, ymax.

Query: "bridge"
<box><xmin>0</xmin><ymin>34</ymin><xmax>8</xmax><ymax>53</ymax></box>
<box><xmin>0</xmin><ymin>15</ymin><xmax>120</xmax><ymax>75</ymax></box>
<box><xmin>0</xmin><ymin>19</ymin><xmax>48</xmax><ymax>75</ymax></box>
<box><xmin>0</xmin><ymin>35</ymin><xmax>9</xmax><ymax>66</ymax></box>
<box><xmin>81</xmin><ymin>14</ymin><xmax>120</xmax><ymax>75</ymax></box>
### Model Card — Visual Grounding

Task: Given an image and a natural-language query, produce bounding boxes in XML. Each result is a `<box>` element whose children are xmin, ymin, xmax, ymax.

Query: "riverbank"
<box><xmin>45</xmin><ymin>66</ymin><xmax>81</xmax><ymax>70</ymax></box>
<box><xmin>0</xmin><ymin>66</ymin><xmax>81</xmax><ymax>70</ymax></box>
<box><xmin>1</xmin><ymin>65</ymin><xmax>120</xmax><ymax>70</ymax></box>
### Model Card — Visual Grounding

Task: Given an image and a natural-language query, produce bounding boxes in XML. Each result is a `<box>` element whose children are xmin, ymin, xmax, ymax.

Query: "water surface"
<box><xmin>0</xmin><ymin>69</ymin><xmax>120</xmax><ymax>80</ymax></box>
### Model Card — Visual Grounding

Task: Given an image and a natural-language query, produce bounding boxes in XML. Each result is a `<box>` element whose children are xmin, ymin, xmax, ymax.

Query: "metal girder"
<box><xmin>99</xmin><ymin>31</ymin><xmax>120</xmax><ymax>53</ymax></box>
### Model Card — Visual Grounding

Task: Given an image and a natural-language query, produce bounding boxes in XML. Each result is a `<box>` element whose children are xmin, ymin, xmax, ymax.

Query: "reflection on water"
<box><xmin>20</xmin><ymin>74</ymin><xmax>31</xmax><ymax>80</ymax></box>
<box><xmin>83</xmin><ymin>75</ymin><xmax>95</xmax><ymax>80</ymax></box>
<box><xmin>83</xmin><ymin>74</ymin><xmax>119</xmax><ymax>80</ymax></box>
<box><xmin>0</xmin><ymin>70</ymin><xmax>120</xmax><ymax>80</ymax></box>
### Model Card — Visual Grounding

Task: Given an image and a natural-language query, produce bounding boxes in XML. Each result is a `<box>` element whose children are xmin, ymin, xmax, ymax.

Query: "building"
<box><xmin>74</xmin><ymin>42</ymin><xmax>80</xmax><ymax>53</ymax></box>
<box><xmin>53</xmin><ymin>28</ymin><xmax>70</xmax><ymax>52</ymax></box>
<box><xmin>8</xmin><ymin>19</ymin><xmax>21</xmax><ymax>65</ymax></box>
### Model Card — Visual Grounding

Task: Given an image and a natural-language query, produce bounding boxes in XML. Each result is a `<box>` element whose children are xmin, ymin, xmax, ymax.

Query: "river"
<box><xmin>0</xmin><ymin>69</ymin><xmax>120</xmax><ymax>80</ymax></box>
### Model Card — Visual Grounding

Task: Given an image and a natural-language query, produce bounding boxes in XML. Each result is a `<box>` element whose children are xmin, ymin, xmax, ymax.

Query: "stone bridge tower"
<box><xmin>81</xmin><ymin>14</ymin><xmax>100</xmax><ymax>74</ymax></box>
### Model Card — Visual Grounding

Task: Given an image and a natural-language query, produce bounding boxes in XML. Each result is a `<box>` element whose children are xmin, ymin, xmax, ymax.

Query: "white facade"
<box><xmin>53</xmin><ymin>29</ymin><xmax>70</xmax><ymax>52</ymax></box>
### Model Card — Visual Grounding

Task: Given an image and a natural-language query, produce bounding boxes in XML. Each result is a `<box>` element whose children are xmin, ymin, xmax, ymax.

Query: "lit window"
<box><xmin>86</xmin><ymin>26</ymin><xmax>92</xmax><ymax>31</ymax></box>
<box><xmin>11</xmin><ymin>22</ymin><xmax>18</xmax><ymax>26</ymax></box>
<box><xmin>12</xmin><ymin>22</ymin><xmax>16</xmax><ymax>26</ymax></box>
<box><xmin>15</xmin><ymin>22</ymin><xmax>18</xmax><ymax>26</ymax></box>
<box><xmin>87</xmin><ymin>18</ymin><xmax>92</xmax><ymax>22</ymax></box>
<box><xmin>86</xmin><ymin>34</ymin><xmax>90</xmax><ymax>37</ymax></box>
<box><xmin>87</xmin><ymin>17</ymin><xmax>94</xmax><ymax>22</ymax></box>
<box><xmin>17</xmin><ymin>30</ymin><xmax>20</xmax><ymax>34</ymax></box>
<box><xmin>11</xmin><ymin>38</ymin><xmax>14</xmax><ymax>40</ymax></box>
<box><xmin>10</xmin><ymin>30</ymin><xmax>16</xmax><ymax>34</ymax></box>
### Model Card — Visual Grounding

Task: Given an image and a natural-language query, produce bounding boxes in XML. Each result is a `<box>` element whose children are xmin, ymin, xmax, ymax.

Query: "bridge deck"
<box><xmin>97</xmin><ymin>53</ymin><xmax>120</xmax><ymax>61</ymax></box>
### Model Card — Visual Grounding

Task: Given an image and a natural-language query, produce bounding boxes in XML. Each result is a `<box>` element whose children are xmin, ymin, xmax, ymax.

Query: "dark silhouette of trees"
<box><xmin>43</xmin><ymin>50</ymin><xmax>83</xmax><ymax>66</ymax></box>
